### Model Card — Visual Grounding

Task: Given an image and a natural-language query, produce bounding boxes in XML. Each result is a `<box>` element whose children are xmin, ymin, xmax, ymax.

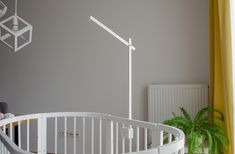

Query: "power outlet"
<box><xmin>59</xmin><ymin>130</ymin><xmax>79</xmax><ymax>138</ymax></box>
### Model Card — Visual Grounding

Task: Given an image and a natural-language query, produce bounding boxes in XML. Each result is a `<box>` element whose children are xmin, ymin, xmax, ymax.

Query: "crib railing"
<box><xmin>0</xmin><ymin>112</ymin><xmax>184</xmax><ymax>154</ymax></box>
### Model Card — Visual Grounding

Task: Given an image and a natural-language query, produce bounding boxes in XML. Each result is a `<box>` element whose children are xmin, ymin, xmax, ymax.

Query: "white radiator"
<box><xmin>148</xmin><ymin>84</ymin><xmax>209</xmax><ymax>123</ymax></box>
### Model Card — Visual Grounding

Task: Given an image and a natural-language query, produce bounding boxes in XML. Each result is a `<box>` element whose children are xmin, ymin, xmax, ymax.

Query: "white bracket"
<box><xmin>121</xmin><ymin>127</ymin><xmax>134</xmax><ymax>139</ymax></box>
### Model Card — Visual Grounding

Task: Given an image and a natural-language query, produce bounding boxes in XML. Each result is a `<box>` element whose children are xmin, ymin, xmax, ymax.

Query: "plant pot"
<box><xmin>184</xmin><ymin>146</ymin><xmax>209</xmax><ymax>154</ymax></box>
<box><xmin>185</xmin><ymin>136</ymin><xmax>209</xmax><ymax>154</ymax></box>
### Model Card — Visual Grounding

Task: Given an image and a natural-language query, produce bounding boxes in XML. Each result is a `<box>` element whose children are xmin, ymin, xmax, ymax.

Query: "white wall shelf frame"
<box><xmin>0</xmin><ymin>1</ymin><xmax>7</xmax><ymax>18</ymax></box>
<box><xmin>0</xmin><ymin>15</ymin><xmax>32</xmax><ymax>52</ymax></box>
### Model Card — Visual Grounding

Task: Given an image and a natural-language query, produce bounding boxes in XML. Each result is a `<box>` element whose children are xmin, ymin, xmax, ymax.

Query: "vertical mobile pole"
<box><xmin>129</xmin><ymin>38</ymin><xmax>133</xmax><ymax>120</ymax></box>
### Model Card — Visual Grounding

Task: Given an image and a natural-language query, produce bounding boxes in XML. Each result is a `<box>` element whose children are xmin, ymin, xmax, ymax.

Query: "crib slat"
<box><xmin>106</xmin><ymin>120</ymin><xmax>114</xmax><ymax>154</ymax></box>
<box><xmin>37</xmin><ymin>116</ymin><xmax>47</xmax><ymax>154</ymax></box>
<box><xmin>129</xmin><ymin>125</ymin><xmax>132</xmax><ymax>152</ymax></box>
<box><xmin>136</xmin><ymin>126</ymin><xmax>139</xmax><ymax>152</ymax></box>
<box><xmin>129</xmin><ymin>139</ymin><xmax>132</xmax><ymax>152</ymax></box>
<box><xmin>55</xmin><ymin>117</ymin><xmax>58</xmax><ymax>154</ymax></box>
<box><xmin>115</xmin><ymin>122</ymin><xmax>118</xmax><ymax>154</ymax></box>
<box><xmin>3</xmin><ymin>143</ymin><xmax>6</xmax><ymax>154</ymax></box>
<box><xmin>18</xmin><ymin>121</ymin><xmax>21</xmax><ymax>149</ymax></box>
<box><xmin>4</xmin><ymin>146</ymin><xmax>6</xmax><ymax>154</ymax></box>
<box><xmin>161</xmin><ymin>131</ymin><xmax>164</xmax><ymax>146</ymax></box>
<box><xmin>74</xmin><ymin>117</ymin><xmax>76</xmax><ymax>154</ymax></box>
<box><xmin>91</xmin><ymin>117</ymin><xmax>94</xmax><ymax>154</ymax></box>
<box><xmin>1</xmin><ymin>142</ymin><xmax>2</xmax><ymax>154</ymax></box>
<box><xmin>180</xmin><ymin>147</ymin><xmax>184</xmax><ymax>154</ymax></box>
<box><xmin>1</xmin><ymin>141</ymin><xmax>3</xmax><ymax>154</ymax></box>
<box><xmin>1</xmin><ymin>142</ymin><xmax>4</xmax><ymax>153</ymax></box>
<box><xmin>3</xmin><ymin>143</ymin><xmax>5</xmax><ymax>154</ymax></box>
<box><xmin>168</xmin><ymin>133</ymin><xmax>172</xmax><ymax>143</ymax></box>
<box><xmin>2</xmin><ymin>142</ymin><xmax>4</xmax><ymax>154</ymax></box>
<box><xmin>10</xmin><ymin>123</ymin><xmax>13</xmax><ymax>141</ymax></box>
<box><xmin>4</xmin><ymin>143</ymin><xmax>6</xmax><ymax>154</ymax></box>
<box><xmin>122</xmin><ymin>124</ymin><xmax>125</xmax><ymax>153</ymax></box>
<box><xmin>144</xmin><ymin>128</ymin><xmax>148</xmax><ymax>150</ymax></box>
<box><xmin>99</xmin><ymin>118</ymin><xmax>102</xmax><ymax>154</ymax></box>
<box><xmin>83</xmin><ymin>117</ymin><xmax>85</xmax><ymax>154</ymax></box>
<box><xmin>5</xmin><ymin>143</ymin><xmax>7</xmax><ymax>154</ymax></box>
<box><xmin>64</xmin><ymin>117</ymin><xmax>67</xmax><ymax>154</ymax></box>
<box><xmin>3</xmin><ymin>125</ymin><xmax>6</xmax><ymax>154</ymax></box>
<box><xmin>27</xmin><ymin>120</ymin><xmax>30</xmax><ymax>152</ymax></box>
<box><xmin>3</xmin><ymin>125</ymin><xmax>6</xmax><ymax>133</ymax></box>
<box><xmin>1</xmin><ymin>142</ymin><xmax>3</xmax><ymax>154</ymax></box>
<box><xmin>0</xmin><ymin>142</ymin><xmax>2</xmax><ymax>154</ymax></box>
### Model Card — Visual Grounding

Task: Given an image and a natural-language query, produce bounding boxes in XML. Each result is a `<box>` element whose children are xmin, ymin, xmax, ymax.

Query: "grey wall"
<box><xmin>0</xmin><ymin>0</ymin><xmax>209</xmax><ymax>121</ymax></box>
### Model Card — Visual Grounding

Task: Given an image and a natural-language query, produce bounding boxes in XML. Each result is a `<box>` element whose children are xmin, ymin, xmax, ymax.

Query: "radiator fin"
<box><xmin>148</xmin><ymin>84</ymin><xmax>209</xmax><ymax>123</ymax></box>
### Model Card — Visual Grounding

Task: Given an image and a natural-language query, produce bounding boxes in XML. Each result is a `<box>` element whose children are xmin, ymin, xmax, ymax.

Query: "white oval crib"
<box><xmin>0</xmin><ymin>112</ymin><xmax>184</xmax><ymax>154</ymax></box>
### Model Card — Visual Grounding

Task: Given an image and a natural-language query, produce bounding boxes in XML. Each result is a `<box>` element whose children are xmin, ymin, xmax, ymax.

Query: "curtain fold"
<box><xmin>209</xmin><ymin>0</ymin><xmax>234</xmax><ymax>154</ymax></box>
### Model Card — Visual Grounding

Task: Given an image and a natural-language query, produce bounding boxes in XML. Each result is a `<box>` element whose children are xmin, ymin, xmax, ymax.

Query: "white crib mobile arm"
<box><xmin>89</xmin><ymin>16</ymin><xmax>136</xmax><ymax>50</ymax></box>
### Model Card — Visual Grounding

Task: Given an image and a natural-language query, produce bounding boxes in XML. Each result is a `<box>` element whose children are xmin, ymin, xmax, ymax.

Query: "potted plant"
<box><xmin>163</xmin><ymin>107</ymin><xmax>229</xmax><ymax>154</ymax></box>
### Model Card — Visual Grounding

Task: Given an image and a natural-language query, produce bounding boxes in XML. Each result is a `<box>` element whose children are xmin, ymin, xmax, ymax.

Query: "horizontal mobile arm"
<box><xmin>89</xmin><ymin>16</ymin><xmax>135</xmax><ymax>50</ymax></box>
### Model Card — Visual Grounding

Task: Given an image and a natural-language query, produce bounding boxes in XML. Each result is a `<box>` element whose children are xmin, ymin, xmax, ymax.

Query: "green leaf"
<box><xmin>164</xmin><ymin>107</ymin><xmax>229</xmax><ymax>154</ymax></box>
<box><xmin>194</xmin><ymin>107</ymin><xmax>224</xmax><ymax>124</ymax></box>
<box><xmin>202</xmin><ymin>129</ymin><xmax>213</xmax><ymax>154</ymax></box>
<box><xmin>163</xmin><ymin>116</ymin><xmax>191</xmax><ymax>132</ymax></box>
<box><xmin>180</xmin><ymin>107</ymin><xmax>192</xmax><ymax>123</ymax></box>
<box><xmin>194</xmin><ymin>107</ymin><xmax>211</xmax><ymax>121</ymax></box>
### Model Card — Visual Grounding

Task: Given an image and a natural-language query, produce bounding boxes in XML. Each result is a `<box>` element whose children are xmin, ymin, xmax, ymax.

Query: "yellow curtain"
<box><xmin>210</xmin><ymin>0</ymin><xmax>234</xmax><ymax>154</ymax></box>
